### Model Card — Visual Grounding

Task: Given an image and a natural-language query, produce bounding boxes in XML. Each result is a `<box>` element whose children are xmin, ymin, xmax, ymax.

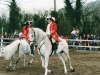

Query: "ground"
<box><xmin>0</xmin><ymin>49</ymin><xmax>100</xmax><ymax>75</ymax></box>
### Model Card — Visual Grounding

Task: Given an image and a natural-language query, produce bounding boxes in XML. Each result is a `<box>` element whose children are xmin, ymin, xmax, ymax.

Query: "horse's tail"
<box><xmin>2</xmin><ymin>39</ymin><xmax>20</xmax><ymax>60</ymax></box>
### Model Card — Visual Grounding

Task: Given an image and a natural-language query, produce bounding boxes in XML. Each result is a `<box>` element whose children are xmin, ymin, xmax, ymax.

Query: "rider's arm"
<box><xmin>50</xmin><ymin>23</ymin><xmax>57</xmax><ymax>34</ymax></box>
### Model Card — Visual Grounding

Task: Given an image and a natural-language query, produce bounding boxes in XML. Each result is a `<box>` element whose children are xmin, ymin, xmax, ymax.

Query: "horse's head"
<box><xmin>28</xmin><ymin>27</ymin><xmax>35</xmax><ymax>45</ymax></box>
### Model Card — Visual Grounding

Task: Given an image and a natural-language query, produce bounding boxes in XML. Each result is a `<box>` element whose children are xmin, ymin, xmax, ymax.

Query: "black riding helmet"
<box><xmin>24</xmin><ymin>21</ymin><xmax>32</xmax><ymax>26</ymax></box>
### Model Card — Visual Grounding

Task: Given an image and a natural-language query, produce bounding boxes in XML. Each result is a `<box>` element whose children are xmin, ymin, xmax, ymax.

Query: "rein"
<box><xmin>35</xmin><ymin>35</ymin><xmax>47</xmax><ymax>57</ymax></box>
<box><xmin>35</xmin><ymin>36</ymin><xmax>47</xmax><ymax>45</ymax></box>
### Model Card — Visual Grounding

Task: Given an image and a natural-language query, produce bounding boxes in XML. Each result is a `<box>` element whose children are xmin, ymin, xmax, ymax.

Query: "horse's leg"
<box><xmin>24</xmin><ymin>54</ymin><xmax>27</xmax><ymax>67</ymax></box>
<box><xmin>57</xmin><ymin>53</ymin><xmax>67</xmax><ymax>74</ymax></box>
<box><xmin>28</xmin><ymin>54</ymin><xmax>34</xmax><ymax>66</ymax></box>
<box><xmin>41</xmin><ymin>56</ymin><xmax>45</xmax><ymax>68</ymax></box>
<box><xmin>8</xmin><ymin>47</ymin><xmax>19</xmax><ymax>68</ymax></box>
<box><xmin>7</xmin><ymin>54</ymin><xmax>15</xmax><ymax>68</ymax></box>
<box><xmin>44</xmin><ymin>55</ymin><xmax>51</xmax><ymax>75</ymax></box>
<box><xmin>64</xmin><ymin>52</ymin><xmax>74</xmax><ymax>72</ymax></box>
<box><xmin>13</xmin><ymin>54</ymin><xmax>23</xmax><ymax>70</ymax></box>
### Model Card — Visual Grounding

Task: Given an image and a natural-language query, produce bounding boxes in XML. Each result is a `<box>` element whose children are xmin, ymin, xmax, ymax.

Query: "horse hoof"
<box><xmin>7</xmin><ymin>66</ymin><xmax>10</xmax><ymax>68</ymax></box>
<box><xmin>64</xmin><ymin>71</ymin><xmax>67</xmax><ymax>74</ymax></box>
<box><xmin>70</xmin><ymin>68</ymin><xmax>75</xmax><ymax>72</ymax></box>
<box><xmin>28</xmin><ymin>63</ymin><xmax>30</xmax><ymax>66</ymax></box>
<box><xmin>13</xmin><ymin>68</ymin><xmax>16</xmax><ymax>70</ymax></box>
<box><xmin>48</xmin><ymin>70</ymin><xmax>51</xmax><ymax>73</ymax></box>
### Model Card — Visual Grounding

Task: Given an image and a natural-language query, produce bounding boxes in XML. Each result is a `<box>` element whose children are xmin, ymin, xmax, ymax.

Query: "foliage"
<box><xmin>33</xmin><ymin>14</ymin><xmax>46</xmax><ymax>31</ymax></box>
<box><xmin>81</xmin><ymin>1</ymin><xmax>100</xmax><ymax>35</ymax></box>
<box><xmin>0</xmin><ymin>14</ymin><xmax>8</xmax><ymax>35</ymax></box>
<box><xmin>8</xmin><ymin>0</ymin><xmax>22</xmax><ymax>33</ymax></box>
<box><xmin>1</xmin><ymin>0</ymin><xmax>100</xmax><ymax>37</ymax></box>
<box><xmin>75</xmin><ymin>0</ymin><xmax>82</xmax><ymax>27</ymax></box>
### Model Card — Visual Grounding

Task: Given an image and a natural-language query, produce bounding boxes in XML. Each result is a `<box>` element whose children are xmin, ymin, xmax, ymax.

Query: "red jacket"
<box><xmin>20</xmin><ymin>25</ymin><xmax>31</xmax><ymax>43</ymax></box>
<box><xmin>50</xmin><ymin>22</ymin><xmax>61</xmax><ymax>42</ymax></box>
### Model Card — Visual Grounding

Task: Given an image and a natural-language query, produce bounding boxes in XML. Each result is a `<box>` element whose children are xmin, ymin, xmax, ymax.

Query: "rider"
<box><xmin>46</xmin><ymin>16</ymin><xmax>61</xmax><ymax>52</ymax></box>
<box><xmin>19</xmin><ymin>21</ymin><xmax>34</xmax><ymax>54</ymax></box>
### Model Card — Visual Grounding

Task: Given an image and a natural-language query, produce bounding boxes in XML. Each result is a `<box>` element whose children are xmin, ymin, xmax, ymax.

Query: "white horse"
<box><xmin>0</xmin><ymin>39</ymin><xmax>34</xmax><ymax>70</ymax></box>
<box><xmin>28</xmin><ymin>27</ymin><xmax>75</xmax><ymax>75</ymax></box>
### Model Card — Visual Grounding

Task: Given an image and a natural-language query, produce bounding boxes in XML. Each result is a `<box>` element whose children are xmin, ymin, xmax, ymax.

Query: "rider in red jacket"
<box><xmin>46</xmin><ymin>16</ymin><xmax>61</xmax><ymax>42</ymax></box>
<box><xmin>20</xmin><ymin>21</ymin><xmax>31</xmax><ymax>43</ymax></box>
<box><xmin>19</xmin><ymin>21</ymin><xmax>34</xmax><ymax>54</ymax></box>
<box><xmin>46</xmin><ymin>16</ymin><xmax>61</xmax><ymax>53</ymax></box>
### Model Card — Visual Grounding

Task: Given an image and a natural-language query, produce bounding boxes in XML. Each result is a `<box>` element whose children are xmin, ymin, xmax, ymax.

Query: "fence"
<box><xmin>0</xmin><ymin>38</ymin><xmax>100</xmax><ymax>50</ymax></box>
<box><xmin>67</xmin><ymin>39</ymin><xmax>100</xmax><ymax>48</ymax></box>
<box><xmin>0</xmin><ymin>38</ymin><xmax>16</xmax><ymax>47</ymax></box>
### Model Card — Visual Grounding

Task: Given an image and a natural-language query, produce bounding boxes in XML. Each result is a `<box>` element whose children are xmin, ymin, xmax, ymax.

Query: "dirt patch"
<box><xmin>0</xmin><ymin>50</ymin><xmax>100</xmax><ymax>75</ymax></box>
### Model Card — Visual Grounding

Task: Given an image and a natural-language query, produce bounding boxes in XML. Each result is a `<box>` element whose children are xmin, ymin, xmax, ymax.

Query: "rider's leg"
<box><xmin>53</xmin><ymin>41</ymin><xmax>58</xmax><ymax>54</ymax></box>
<box><xmin>54</xmin><ymin>41</ymin><xmax>58</xmax><ymax>50</ymax></box>
<box><xmin>30</xmin><ymin>44</ymin><xmax>34</xmax><ymax>54</ymax></box>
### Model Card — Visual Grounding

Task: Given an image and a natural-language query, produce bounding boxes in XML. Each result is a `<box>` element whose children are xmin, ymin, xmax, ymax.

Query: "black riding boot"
<box><xmin>54</xmin><ymin>41</ymin><xmax>58</xmax><ymax>50</ymax></box>
<box><xmin>30</xmin><ymin>44</ymin><xmax>34</xmax><ymax>54</ymax></box>
<box><xmin>53</xmin><ymin>42</ymin><xmax>58</xmax><ymax>54</ymax></box>
<box><xmin>52</xmin><ymin>43</ymin><xmax>55</xmax><ymax>50</ymax></box>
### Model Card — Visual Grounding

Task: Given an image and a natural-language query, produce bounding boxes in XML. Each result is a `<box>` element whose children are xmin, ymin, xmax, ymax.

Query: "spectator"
<box><xmin>64</xmin><ymin>36</ymin><xmax>68</xmax><ymax>41</ymax></box>
<box><xmin>0</xmin><ymin>34</ymin><xmax>2</xmax><ymax>38</ymax></box>
<box><xmin>74</xmin><ymin>35</ymin><xmax>80</xmax><ymax>49</ymax></box>
<box><xmin>4</xmin><ymin>32</ymin><xmax>8</xmax><ymax>43</ymax></box>
<box><xmin>71</xmin><ymin>27</ymin><xmax>76</xmax><ymax>35</ymax></box>
<box><xmin>71</xmin><ymin>28</ymin><xmax>77</xmax><ymax>49</ymax></box>
<box><xmin>14</xmin><ymin>30</ymin><xmax>19</xmax><ymax>38</ymax></box>
<box><xmin>86</xmin><ymin>34</ymin><xmax>92</xmax><ymax>50</ymax></box>
<box><xmin>10</xmin><ymin>33</ymin><xmax>14</xmax><ymax>38</ymax></box>
<box><xmin>19</xmin><ymin>31</ymin><xmax>22</xmax><ymax>38</ymax></box>
<box><xmin>0</xmin><ymin>34</ymin><xmax>2</xmax><ymax>43</ymax></box>
<box><xmin>82</xmin><ymin>34</ymin><xmax>87</xmax><ymax>50</ymax></box>
<box><xmin>4</xmin><ymin>32</ymin><xmax>10</xmax><ymax>45</ymax></box>
<box><xmin>78</xmin><ymin>36</ymin><xmax>82</xmax><ymax>50</ymax></box>
<box><xmin>97</xmin><ymin>36</ymin><xmax>100</xmax><ymax>51</ymax></box>
<box><xmin>76</xmin><ymin>27</ymin><xmax>79</xmax><ymax>36</ymax></box>
<box><xmin>92</xmin><ymin>35</ymin><xmax>98</xmax><ymax>51</ymax></box>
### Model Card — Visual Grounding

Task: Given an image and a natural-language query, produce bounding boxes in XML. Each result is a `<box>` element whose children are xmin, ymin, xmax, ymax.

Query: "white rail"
<box><xmin>0</xmin><ymin>38</ymin><xmax>100</xmax><ymax>48</ymax></box>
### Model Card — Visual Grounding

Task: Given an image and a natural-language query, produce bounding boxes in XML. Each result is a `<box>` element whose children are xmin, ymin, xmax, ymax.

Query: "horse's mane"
<box><xmin>32</xmin><ymin>27</ymin><xmax>51</xmax><ymax>50</ymax></box>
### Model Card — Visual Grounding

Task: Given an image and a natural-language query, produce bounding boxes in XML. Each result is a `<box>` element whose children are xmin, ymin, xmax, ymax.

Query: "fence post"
<box><xmin>1</xmin><ymin>36</ymin><xmax>3</xmax><ymax>47</ymax></box>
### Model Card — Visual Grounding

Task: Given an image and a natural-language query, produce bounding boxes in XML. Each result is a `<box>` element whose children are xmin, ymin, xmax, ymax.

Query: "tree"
<box><xmin>33</xmin><ymin>14</ymin><xmax>46</xmax><ymax>31</ymax></box>
<box><xmin>64</xmin><ymin>0</ymin><xmax>83</xmax><ymax>27</ymax></box>
<box><xmin>0</xmin><ymin>14</ymin><xmax>8</xmax><ymax>35</ymax></box>
<box><xmin>75</xmin><ymin>0</ymin><xmax>82</xmax><ymax>27</ymax></box>
<box><xmin>8</xmin><ymin>0</ymin><xmax>22</xmax><ymax>33</ymax></box>
<box><xmin>81</xmin><ymin>0</ymin><xmax>100</xmax><ymax>35</ymax></box>
<box><xmin>64</xmin><ymin>0</ymin><xmax>75</xmax><ymax>27</ymax></box>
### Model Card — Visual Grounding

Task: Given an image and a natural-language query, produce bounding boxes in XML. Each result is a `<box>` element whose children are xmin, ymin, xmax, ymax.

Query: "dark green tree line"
<box><xmin>1</xmin><ymin>0</ymin><xmax>100</xmax><ymax>37</ymax></box>
<box><xmin>8</xmin><ymin>0</ymin><xmax>22</xmax><ymax>33</ymax></box>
